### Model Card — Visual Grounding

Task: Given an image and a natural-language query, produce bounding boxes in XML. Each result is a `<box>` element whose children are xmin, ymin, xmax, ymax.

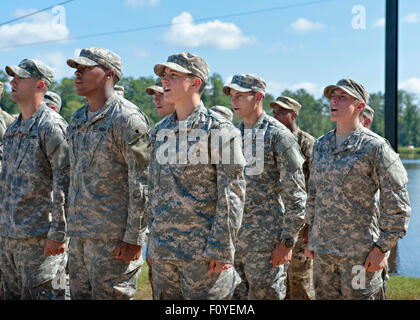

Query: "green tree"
<box><xmin>0</xmin><ymin>70</ymin><xmax>19</xmax><ymax>115</ymax></box>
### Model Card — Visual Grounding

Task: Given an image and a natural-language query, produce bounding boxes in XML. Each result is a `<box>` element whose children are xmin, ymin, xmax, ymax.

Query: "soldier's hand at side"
<box><xmin>115</xmin><ymin>242</ymin><xmax>142</xmax><ymax>263</ymax></box>
<box><xmin>270</xmin><ymin>243</ymin><xmax>292</xmax><ymax>266</ymax></box>
<box><xmin>304</xmin><ymin>246</ymin><xmax>314</xmax><ymax>259</ymax></box>
<box><xmin>364</xmin><ymin>247</ymin><xmax>387</xmax><ymax>272</ymax></box>
<box><xmin>208</xmin><ymin>259</ymin><xmax>232</xmax><ymax>274</ymax></box>
<box><xmin>44</xmin><ymin>239</ymin><xmax>66</xmax><ymax>257</ymax></box>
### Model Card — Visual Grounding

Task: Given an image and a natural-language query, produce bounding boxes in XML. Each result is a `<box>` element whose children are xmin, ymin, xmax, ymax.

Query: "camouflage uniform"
<box><xmin>0</xmin><ymin>60</ymin><xmax>68</xmax><ymax>300</ymax></box>
<box><xmin>235</xmin><ymin>113</ymin><xmax>306</xmax><ymax>300</ymax></box>
<box><xmin>283</xmin><ymin>127</ymin><xmax>316</xmax><ymax>300</ymax></box>
<box><xmin>148</xmin><ymin>102</ymin><xmax>246</xmax><ymax>299</ymax></box>
<box><xmin>306</xmin><ymin>125</ymin><xmax>411</xmax><ymax>299</ymax></box>
<box><xmin>223</xmin><ymin>75</ymin><xmax>307</xmax><ymax>300</ymax></box>
<box><xmin>211</xmin><ymin>105</ymin><xmax>234</xmax><ymax>123</ymax></box>
<box><xmin>0</xmin><ymin>103</ymin><xmax>69</xmax><ymax>300</ymax></box>
<box><xmin>66</xmin><ymin>48</ymin><xmax>150</xmax><ymax>300</ymax></box>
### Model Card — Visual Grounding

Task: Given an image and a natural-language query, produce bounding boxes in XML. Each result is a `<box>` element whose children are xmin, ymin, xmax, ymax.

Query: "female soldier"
<box><xmin>304</xmin><ymin>79</ymin><xmax>411</xmax><ymax>300</ymax></box>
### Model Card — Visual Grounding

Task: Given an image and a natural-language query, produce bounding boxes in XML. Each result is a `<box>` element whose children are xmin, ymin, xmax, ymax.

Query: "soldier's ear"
<box><xmin>255</xmin><ymin>92</ymin><xmax>264</xmax><ymax>102</ymax></box>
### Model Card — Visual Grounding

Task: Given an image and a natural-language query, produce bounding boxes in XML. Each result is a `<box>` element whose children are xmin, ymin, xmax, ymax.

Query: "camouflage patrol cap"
<box><xmin>270</xmin><ymin>96</ymin><xmax>301</xmax><ymax>115</ymax></box>
<box><xmin>6</xmin><ymin>59</ymin><xmax>55</xmax><ymax>86</ymax></box>
<box><xmin>223</xmin><ymin>74</ymin><xmax>266</xmax><ymax>96</ymax></box>
<box><xmin>67</xmin><ymin>48</ymin><xmax>123</xmax><ymax>81</ymax></box>
<box><xmin>44</xmin><ymin>91</ymin><xmax>62</xmax><ymax>112</ymax></box>
<box><xmin>146</xmin><ymin>78</ymin><xmax>163</xmax><ymax>95</ymax></box>
<box><xmin>324</xmin><ymin>78</ymin><xmax>369</xmax><ymax>103</ymax></box>
<box><xmin>211</xmin><ymin>105</ymin><xmax>233</xmax><ymax>122</ymax></box>
<box><xmin>114</xmin><ymin>85</ymin><xmax>124</xmax><ymax>97</ymax></box>
<box><xmin>363</xmin><ymin>105</ymin><xmax>375</xmax><ymax>119</ymax></box>
<box><xmin>154</xmin><ymin>52</ymin><xmax>210</xmax><ymax>84</ymax></box>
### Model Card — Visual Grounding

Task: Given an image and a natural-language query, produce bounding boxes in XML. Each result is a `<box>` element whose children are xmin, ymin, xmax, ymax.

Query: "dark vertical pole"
<box><xmin>385</xmin><ymin>0</ymin><xmax>399</xmax><ymax>275</ymax></box>
<box><xmin>385</xmin><ymin>0</ymin><xmax>398</xmax><ymax>152</ymax></box>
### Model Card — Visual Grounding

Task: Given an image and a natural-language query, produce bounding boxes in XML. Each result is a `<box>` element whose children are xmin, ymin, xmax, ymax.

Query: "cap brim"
<box><xmin>67</xmin><ymin>57</ymin><xmax>99</xmax><ymax>68</ymax></box>
<box><xmin>146</xmin><ymin>85</ymin><xmax>163</xmax><ymax>95</ymax></box>
<box><xmin>154</xmin><ymin>62</ymin><xmax>192</xmax><ymax>77</ymax></box>
<box><xmin>324</xmin><ymin>85</ymin><xmax>358</xmax><ymax>100</ymax></box>
<box><xmin>222</xmin><ymin>83</ymin><xmax>252</xmax><ymax>96</ymax></box>
<box><xmin>269</xmin><ymin>100</ymin><xmax>295</xmax><ymax>111</ymax></box>
<box><xmin>5</xmin><ymin>66</ymin><xmax>32</xmax><ymax>78</ymax></box>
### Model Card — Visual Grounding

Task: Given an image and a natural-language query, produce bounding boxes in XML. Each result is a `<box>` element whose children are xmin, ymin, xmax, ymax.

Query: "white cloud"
<box><xmin>0</xmin><ymin>9</ymin><xmax>69</xmax><ymax>49</ymax></box>
<box><xmin>290</xmin><ymin>18</ymin><xmax>325</xmax><ymax>33</ymax></box>
<box><xmin>124</xmin><ymin>0</ymin><xmax>159</xmax><ymax>7</ymax></box>
<box><xmin>35</xmin><ymin>51</ymin><xmax>74</xmax><ymax>80</ymax></box>
<box><xmin>267</xmin><ymin>81</ymin><xmax>322</xmax><ymax>97</ymax></box>
<box><xmin>400</xmin><ymin>77</ymin><xmax>420</xmax><ymax>93</ymax></box>
<box><xmin>373</xmin><ymin>18</ymin><xmax>385</xmax><ymax>28</ymax></box>
<box><xmin>164</xmin><ymin>12</ymin><xmax>255</xmax><ymax>50</ymax></box>
<box><xmin>403</xmin><ymin>13</ymin><xmax>420</xmax><ymax>24</ymax></box>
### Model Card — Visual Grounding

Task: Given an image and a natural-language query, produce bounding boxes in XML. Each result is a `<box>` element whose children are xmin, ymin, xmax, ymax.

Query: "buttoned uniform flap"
<box><xmin>123</xmin><ymin>123</ymin><xmax>150</xmax><ymax>167</ymax></box>
<box><xmin>381</xmin><ymin>146</ymin><xmax>408</xmax><ymax>189</ymax></box>
<box><xmin>45</xmin><ymin>132</ymin><xmax>69</xmax><ymax>169</ymax></box>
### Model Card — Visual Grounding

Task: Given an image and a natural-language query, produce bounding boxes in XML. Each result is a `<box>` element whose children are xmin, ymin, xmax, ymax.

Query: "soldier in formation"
<box><xmin>270</xmin><ymin>96</ymin><xmax>315</xmax><ymax>300</ymax></box>
<box><xmin>304</xmin><ymin>79</ymin><xmax>411</xmax><ymax>299</ymax></box>
<box><xmin>0</xmin><ymin>59</ymin><xmax>69</xmax><ymax>299</ymax></box>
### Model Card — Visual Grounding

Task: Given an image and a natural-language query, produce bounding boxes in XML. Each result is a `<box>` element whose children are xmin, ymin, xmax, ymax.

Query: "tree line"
<box><xmin>1</xmin><ymin>70</ymin><xmax>419</xmax><ymax>147</ymax></box>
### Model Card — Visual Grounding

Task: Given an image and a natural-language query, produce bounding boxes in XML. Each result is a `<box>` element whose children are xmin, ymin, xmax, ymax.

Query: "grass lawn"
<box><xmin>134</xmin><ymin>265</ymin><xmax>420</xmax><ymax>300</ymax></box>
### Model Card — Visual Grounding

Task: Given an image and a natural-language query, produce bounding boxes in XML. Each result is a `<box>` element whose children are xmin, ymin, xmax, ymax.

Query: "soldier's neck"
<box><xmin>86</xmin><ymin>88</ymin><xmax>113</xmax><ymax>113</ymax></box>
<box><xmin>19</xmin><ymin>97</ymin><xmax>43</xmax><ymax>120</ymax></box>
<box><xmin>243</xmin><ymin>106</ymin><xmax>263</xmax><ymax>128</ymax></box>
<box><xmin>174</xmin><ymin>94</ymin><xmax>201</xmax><ymax>121</ymax></box>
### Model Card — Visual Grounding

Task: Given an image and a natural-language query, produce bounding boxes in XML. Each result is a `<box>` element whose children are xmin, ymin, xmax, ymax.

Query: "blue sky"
<box><xmin>0</xmin><ymin>0</ymin><xmax>419</xmax><ymax>99</ymax></box>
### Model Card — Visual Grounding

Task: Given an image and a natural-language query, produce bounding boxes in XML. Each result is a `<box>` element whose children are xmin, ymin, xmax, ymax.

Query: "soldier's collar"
<box><xmin>14</xmin><ymin>103</ymin><xmax>48</xmax><ymax>134</ymax></box>
<box><xmin>332</xmin><ymin>124</ymin><xmax>364</xmax><ymax>154</ymax></box>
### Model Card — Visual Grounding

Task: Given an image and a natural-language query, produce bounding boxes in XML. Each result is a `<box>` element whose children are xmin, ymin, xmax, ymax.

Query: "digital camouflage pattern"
<box><xmin>233</xmin><ymin>251</ymin><xmax>289</xmax><ymax>300</ymax></box>
<box><xmin>68</xmin><ymin>238</ymin><xmax>142</xmax><ymax>300</ymax></box>
<box><xmin>154</xmin><ymin>52</ymin><xmax>210</xmax><ymax>83</ymax></box>
<box><xmin>0</xmin><ymin>110</ymin><xmax>16</xmax><ymax>127</ymax></box>
<box><xmin>145</xmin><ymin>78</ymin><xmax>163</xmax><ymax>95</ymax></box>
<box><xmin>152</xmin><ymin>259</ymin><xmax>241</xmax><ymax>300</ymax></box>
<box><xmin>233</xmin><ymin>112</ymin><xmax>306</xmax><ymax>300</ymax></box>
<box><xmin>147</xmin><ymin>102</ymin><xmax>246</xmax><ymax>299</ymax></box>
<box><xmin>67</xmin><ymin>48</ymin><xmax>123</xmax><ymax>80</ymax></box>
<box><xmin>0</xmin><ymin>103</ymin><xmax>69</xmax><ymax>242</ymax></box>
<box><xmin>236</xmin><ymin>112</ymin><xmax>307</xmax><ymax>252</ymax></box>
<box><xmin>306</xmin><ymin>125</ymin><xmax>411</xmax><ymax>259</ymax></box>
<box><xmin>0</xmin><ymin>103</ymin><xmax>68</xmax><ymax>300</ymax></box>
<box><xmin>0</xmin><ymin>114</ymin><xmax>6</xmax><ymax>173</ymax></box>
<box><xmin>294</xmin><ymin>128</ymin><xmax>315</xmax><ymax>191</ymax></box>
<box><xmin>0</xmin><ymin>236</ymin><xmax>66</xmax><ymax>300</ymax></box>
<box><xmin>285</xmin><ymin>127</ymin><xmax>316</xmax><ymax>300</ymax></box>
<box><xmin>6</xmin><ymin>59</ymin><xmax>55</xmax><ymax>86</ymax></box>
<box><xmin>211</xmin><ymin>105</ymin><xmax>233</xmax><ymax>122</ymax></box>
<box><xmin>147</xmin><ymin>102</ymin><xmax>246</xmax><ymax>264</ymax></box>
<box><xmin>313</xmin><ymin>253</ymin><xmax>385</xmax><ymax>300</ymax></box>
<box><xmin>324</xmin><ymin>78</ymin><xmax>369</xmax><ymax>103</ymax></box>
<box><xmin>66</xmin><ymin>93</ymin><xmax>150</xmax><ymax>245</ymax></box>
<box><xmin>44</xmin><ymin>91</ymin><xmax>62</xmax><ymax>112</ymax></box>
<box><xmin>223</xmin><ymin>74</ymin><xmax>266</xmax><ymax>96</ymax></box>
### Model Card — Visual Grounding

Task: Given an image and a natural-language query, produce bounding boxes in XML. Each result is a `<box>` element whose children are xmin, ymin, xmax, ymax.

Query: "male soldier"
<box><xmin>145</xmin><ymin>77</ymin><xmax>175</xmax><ymax>118</ymax></box>
<box><xmin>211</xmin><ymin>105</ymin><xmax>234</xmax><ymax>123</ymax></box>
<box><xmin>270</xmin><ymin>96</ymin><xmax>315</xmax><ymax>300</ymax></box>
<box><xmin>360</xmin><ymin>105</ymin><xmax>374</xmax><ymax>129</ymax></box>
<box><xmin>0</xmin><ymin>82</ymin><xmax>6</xmax><ymax>299</ymax></box>
<box><xmin>66</xmin><ymin>48</ymin><xmax>150</xmax><ymax>300</ymax></box>
<box><xmin>223</xmin><ymin>74</ymin><xmax>307</xmax><ymax>300</ymax></box>
<box><xmin>147</xmin><ymin>52</ymin><xmax>246</xmax><ymax>300</ymax></box>
<box><xmin>114</xmin><ymin>85</ymin><xmax>125</xmax><ymax>97</ymax></box>
<box><xmin>0</xmin><ymin>59</ymin><xmax>69</xmax><ymax>300</ymax></box>
<box><xmin>44</xmin><ymin>91</ymin><xmax>62</xmax><ymax>113</ymax></box>
<box><xmin>304</xmin><ymin>79</ymin><xmax>411</xmax><ymax>299</ymax></box>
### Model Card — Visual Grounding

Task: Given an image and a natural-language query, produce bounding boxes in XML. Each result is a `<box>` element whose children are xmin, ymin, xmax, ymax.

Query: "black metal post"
<box><xmin>385</xmin><ymin>0</ymin><xmax>398</xmax><ymax>151</ymax></box>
